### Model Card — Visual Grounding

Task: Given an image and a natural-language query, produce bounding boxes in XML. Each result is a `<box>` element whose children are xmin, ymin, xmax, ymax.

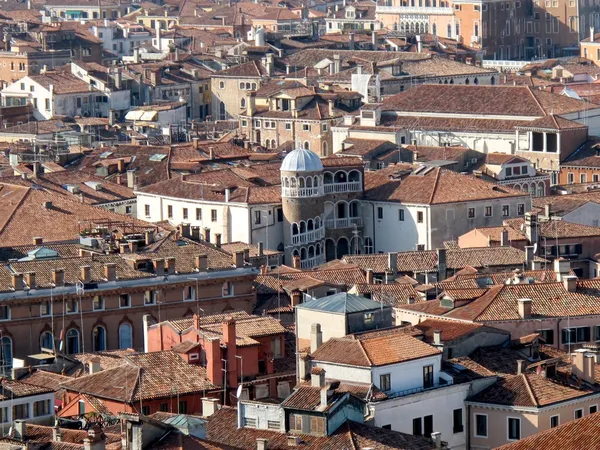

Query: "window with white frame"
<box><xmin>222</xmin><ymin>281</ymin><xmax>234</xmax><ymax>297</ymax></box>
<box><xmin>575</xmin><ymin>408</ymin><xmax>584</xmax><ymax>419</ymax></box>
<box><xmin>475</xmin><ymin>414</ymin><xmax>487</xmax><ymax>437</ymax></box>
<box><xmin>508</xmin><ymin>417</ymin><xmax>521</xmax><ymax>440</ymax></box>
<box><xmin>183</xmin><ymin>286</ymin><xmax>195</xmax><ymax>301</ymax></box>
<box><xmin>550</xmin><ymin>415</ymin><xmax>559</xmax><ymax>428</ymax></box>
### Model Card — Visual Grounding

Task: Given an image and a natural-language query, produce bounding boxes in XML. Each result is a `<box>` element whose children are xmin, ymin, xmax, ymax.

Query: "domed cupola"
<box><xmin>281</xmin><ymin>148</ymin><xmax>324</xmax><ymax>198</ymax></box>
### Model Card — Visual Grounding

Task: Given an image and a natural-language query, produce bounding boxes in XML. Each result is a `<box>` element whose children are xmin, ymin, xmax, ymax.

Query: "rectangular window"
<box><xmin>33</xmin><ymin>399</ymin><xmax>50</xmax><ymax>417</ymax></box>
<box><xmin>568</xmin><ymin>173</ymin><xmax>574</xmax><ymax>184</ymax></box>
<box><xmin>563</xmin><ymin>326</ymin><xmax>591</xmax><ymax>344</ymax></box>
<box><xmin>66</xmin><ymin>299</ymin><xmax>78</xmax><ymax>314</ymax></box>
<box><xmin>0</xmin><ymin>306</ymin><xmax>9</xmax><ymax>321</ymax></box>
<box><xmin>141</xmin><ymin>406</ymin><xmax>150</xmax><ymax>415</ymax></box>
<box><xmin>182</xmin><ymin>208</ymin><xmax>188</xmax><ymax>220</ymax></box>
<box><xmin>211</xmin><ymin>209</ymin><xmax>217</xmax><ymax>222</ymax></box>
<box><xmin>506</xmin><ymin>167</ymin><xmax>513</xmax><ymax>177</ymax></box>
<box><xmin>398</xmin><ymin>209</ymin><xmax>404</xmax><ymax>221</ymax></box>
<box><xmin>196</xmin><ymin>208</ymin><xmax>202</xmax><ymax>221</ymax></box>
<box><xmin>423</xmin><ymin>365</ymin><xmax>434</xmax><ymax>389</ymax></box>
<box><xmin>377</xmin><ymin>207</ymin><xmax>383</xmax><ymax>219</ymax></box>
<box><xmin>145</xmin><ymin>205</ymin><xmax>151</xmax><ymax>217</ymax></box>
<box><xmin>550</xmin><ymin>415</ymin><xmax>559</xmax><ymax>428</ymax></box>
<box><xmin>412</xmin><ymin>417</ymin><xmax>422</xmax><ymax>436</ymax></box>
<box><xmin>145</xmin><ymin>290</ymin><xmax>156</xmax><ymax>305</ymax></box>
<box><xmin>590</xmin><ymin>405</ymin><xmax>598</xmax><ymax>414</ymax></box>
<box><xmin>475</xmin><ymin>414</ymin><xmax>488</xmax><ymax>437</ymax></box>
<box><xmin>468</xmin><ymin>208</ymin><xmax>475</xmax><ymax>219</ymax></box>
<box><xmin>364</xmin><ymin>312</ymin><xmax>374</xmax><ymax>324</ymax></box>
<box><xmin>167</xmin><ymin>205</ymin><xmax>173</xmax><ymax>219</ymax></box>
<box><xmin>508</xmin><ymin>418</ymin><xmax>520</xmax><ymax>440</ymax></box>
<box><xmin>290</xmin><ymin>414</ymin><xmax>302</xmax><ymax>432</ymax></box>
<box><xmin>93</xmin><ymin>296</ymin><xmax>104</xmax><ymax>311</ymax></box>
<box><xmin>254</xmin><ymin>210</ymin><xmax>261</xmax><ymax>225</ymax></box>
<box><xmin>502</xmin><ymin>205</ymin><xmax>510</xmax><ymax>217</ymax></box>
<box><xmin>303</xmin><ymin>123</ymin><xmax>310</xmax><ymax>131</ymax></box>
<box><xmin>453</xmin><ymin>408</ymin><xmax>463</xmax><ymax>433</ymax></box>
<box><xmin>160</xmin><ymin>403</ymin><xmax>168</xmax><ymax>412</ymax></box>
<box><xmin>322</xmin><ymin>123</ymin><xmax>328</xmax><ymax>133</ymax></box>
<box><xmin>277</xmin><ymin>208</ymin><xmax>283</xmax><ymax>222</ymax></box>
<box><xmin>285</xmin><ymin>123</ymin><xmax>291</xmax><ymax>130</ymax></box>
<box><xmin>0</xmin><ymin>407</ymin><xmax>7</xmax><ymax>423</ymax></box>
<box><xmin>178</xmin><ymin>401</ymin><xmax>187</xmax><ymax>414</ymax></box>
<box><xmin>424</xmin><ymin>415</ymin><xmax>433</xmax><ymax>436</ymax></box>
<box><xmin>45</xmin><ymin>98</ymin><xmax>50</xmax><ymax>110</ymax></box>
<box><xmin>417</xmin><ymin>211</ymin><xmax>423</xmax><ymax>223</ymax></box>
<box><xmin>517</xmin><ymin>204</ymin><xmax>525</xmax><ymax>215</ymax></box>
<box><xmin>484</xmin><ymin>206</ymin><xmax>492</xmax><ymax>217</ymax></box>
<box><xmin>538</xmin><ymin>329</ymin><xmax>554</xmax><ymax>345</ymax></box>
<box><xmin>575</xmin><ymin>409</ymin><xmax>584</xmax><ymax>419</ymax></box>
<box><xmin>119</xmin><ymin>294</ymin><xmax>130</xmax><ymax>308</ymax></box>
<box><xmin>310</xmin><ymin>416</ymin><xmax>325</xmax><ymax>434</ymax></box>
<box><xmin>13</xmin><ymin>404</ymin><xmax>28</xmax><ymax>419</ymax></box>
<box><xmin>40</xmin><ymin>301</ymin><xmax>52</xmax><ymax>316</ymax></box>
<box><xmin>380</xmin><ymin>374</ymin><xmax>391</xmax><ymax>391</ymax></box>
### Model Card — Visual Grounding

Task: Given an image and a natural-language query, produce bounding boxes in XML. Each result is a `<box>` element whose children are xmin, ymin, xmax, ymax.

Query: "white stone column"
<box><xmin>529</xmin><ymin>131</ymin><xmax>533</xmax><ymax>151</ymax></box>
<box><xmin>543</xmin><ymin>132</ymin><xmax>547</xmax><ymax>152</ymax></box>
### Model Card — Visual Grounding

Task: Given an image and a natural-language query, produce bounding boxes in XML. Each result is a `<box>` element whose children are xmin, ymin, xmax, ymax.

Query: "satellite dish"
<box><xmin>236</xmin><ymin>385</ymin><xmax>243</xmax><ymax>399</ymax></box>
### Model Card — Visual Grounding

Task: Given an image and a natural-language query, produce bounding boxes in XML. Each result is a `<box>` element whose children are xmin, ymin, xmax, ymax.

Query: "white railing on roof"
<box><xmin>324</xmin><ymin>181</ymin><xmax>362</xmax><ymax>194</ymax></box>
<box><xmin>325</xmin><ymin>217</ymin><xmax>363</xmax><ymax>229</ymax></box>
<box><xmin>291</xmin><ymin>227</ymin><xmax>326</xmax><ymax>245</ymax></box>
<box><xmin>282</xmin><ymin>186</ymin><xmax>324</xmax><ymax>198</ymax></box>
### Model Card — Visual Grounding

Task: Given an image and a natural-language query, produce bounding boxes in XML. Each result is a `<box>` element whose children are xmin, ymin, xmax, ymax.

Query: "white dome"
<box><xmin>281</xmin><ymin>148</ymin><xmax>323</xmax><ymax>172</ymax></box>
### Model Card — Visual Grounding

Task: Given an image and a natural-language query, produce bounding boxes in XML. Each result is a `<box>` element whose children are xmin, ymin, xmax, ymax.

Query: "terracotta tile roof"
<box><xmin>516</xmin><ymin>114</ymin><xmax>587</xmax><ymax>131</ymax></box>
<box><xmin>18</xmin><ymin>369</ymin><xmax>71</xmax><ymax>391</ymax></box>
<box><xmin>216</xmin><ymin>60</ymin><xmax>269</xmax><ymax>78</ymax></box>
<box><xmin>444</xmin><ymin>357</ymin><xmax>496</xmax><ymax>381</ymax></box>
<box><xmin>504</xmin><ymin>217</ymin><xmax>600</xmax><ymax>239</ymax></box>
<box><xmin>61</xmin><ymin>351</ymin><xmax>217</xmax><ymax>402</ymax></box>
<box><xmin>281</xmin><ymin>384</ymin><xmax>343</xmax><ymax>411</ymax></box>
<box><xmin>28</xmin><ymin>73</ymin><xmax>94</xmax><ymax>94</ymax></box>
<box><xmin>364</xmin><ymin>165</ymin><xmax>526</xmax><ymax>205</ymax></box>
<box><xmin>351</xmin><ymin>283</ymin><xmax>423</xmax><ymax>307</ymax></box>
<box><xmin>382</xmin><ymin>84</ymin><xmax>592</xmax><ymax>116</ymax></box>
<box><xmin>206</xmin><ymin>406</ymin><xmax>438</xmax><ymax>449</ymax></box>
<box><xmin>147</xmin><ymin>432</ymin><xmax>239</xmax><ymax>450</ymax></box>
<box><xmin>532</xmin><ymin>192</ymin><xmax>600</xmax><ymax>216</ymax></box>
<box><xmin>0</xmin><ymin>378</ymin><xmax>54</xmax><ymax>399</ymax></box>
<box><xmin>8</xmin><ymin>424</ymin><xmax>121</xmax><ymax>446</ymax></box>
<box><xmin>312</xmin><ymin>328</ymin><xmax>440</xmax><ymax>367</ymax></box>
<box><xmin>343</xmin><ymin>246</ymin><xmax>540</xmax><ymax>274</ymax></box>
<box><xmin>413</xmin><ymin>319</ymin><xmax>506</xmax><ymax>343</ymax></box>
<box><xmin>468</xmin><ymin>372</ymin><xmax>598</xmax><ymax>407</ymax></box>
<box><xmin>559</xmin><ymin>138</ymin><xmax>600</xmax><ymax>168</ymax></box>
<box><xmin>495</xmin><ymin>411</ymin><xmax>600</xmax><ymax>450</ymax></box>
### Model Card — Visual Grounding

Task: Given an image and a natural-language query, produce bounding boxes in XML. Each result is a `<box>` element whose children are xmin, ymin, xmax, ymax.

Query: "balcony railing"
<box><xmin>323</xmin><ymin>181</ymin><xmax>362</xmax><ymax>194</ymax></box>
<box><xmin>325</xmin><ymin>217</ymin><xmax>363</xmax><ymax>229</ymax></box>
<box><xmin>300</xmin><ymin>254</ymin><xmax>326</xmax><ymax>269</ymax></box>
<box><xmin>384</xmin><ymin>382</ymin><xmax>451</xmax><ymax>400</ymax></box>
<box><xmin>291</xmin><ymin>227</ymin><xmax>326</xmax><ymax>245</ymax></box>
<box><xmin>375</xmin><ymin>5</ymin><xmax>454</xmax><ymax>14</ymax></box>
<box><xmin>282</xmin><ymin>186</ymin><xmax>324</xmax><ymax>198</ymax></box>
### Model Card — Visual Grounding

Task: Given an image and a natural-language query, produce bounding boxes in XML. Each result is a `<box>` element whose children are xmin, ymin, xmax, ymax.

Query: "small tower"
<box><xmin>281</xmin><ymin>147</ymin><xmax>326</xmax><ymax>268</ymax></box>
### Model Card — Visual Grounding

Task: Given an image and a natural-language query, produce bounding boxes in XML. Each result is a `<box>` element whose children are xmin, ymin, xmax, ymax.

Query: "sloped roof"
<box><xmin>295</xmin><ymin>292</ymin><xmax>388</xmax><ymax>313</ymax></box>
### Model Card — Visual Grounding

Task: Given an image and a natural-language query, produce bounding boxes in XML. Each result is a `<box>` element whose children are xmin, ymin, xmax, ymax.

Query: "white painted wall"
<box><xmin>314</xmin><ymin>361</ymin><xmax>372</xmax><ymax>384</ymax></box>
<box><xmin>296</xmin><ymin>309</ymin><xmax>346</xmax><ymax>343</ymax></box>
<box><xmin>0</xmin><ymin>391</ymin><xmax>55</xmax><ymax>427</ymax></box>
<box><xmin>563</xmin><ymin>202</ymin><xmax>600</xmax><ymax>227</ymax></box>
<box><xmin>370</xmin><ymin>383</ymin><xmax>470</xmax><ymax>450</ymax></box>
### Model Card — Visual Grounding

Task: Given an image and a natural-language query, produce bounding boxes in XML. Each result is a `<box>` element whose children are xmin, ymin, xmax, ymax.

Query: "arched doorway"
<box><xmin>336</xmin><ymin>237</ymin><xmax>349</xmax><ymax>259</ymax></box>
<box><xmin>325</xmin><ymin>239</ymin><xmax>336</xmax><ymax>261</ymax></box>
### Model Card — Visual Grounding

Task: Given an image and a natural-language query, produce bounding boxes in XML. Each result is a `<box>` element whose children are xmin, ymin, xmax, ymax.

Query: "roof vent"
<box><xmin>43</xmin><ymin>201</ymin><xmax>52</xmax><ymax>209</ymax></box>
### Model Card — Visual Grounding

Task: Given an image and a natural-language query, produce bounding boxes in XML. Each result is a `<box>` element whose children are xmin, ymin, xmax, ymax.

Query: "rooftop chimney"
<box><xmin>524</xmin><ymin>212</ymin><xmax>538</xmax><ymax>245</ymax></box>
<box><xmin>195</xmin><ymin>254</ymin><xmax>208</xmax><ymax>271</ymax></box>
<box><xmin>525</xmin><ymin>246</ymin><xmax>535</xmax><ymax>270</ymax></box>
<box><xmin>11</xmin><ymin>273</ymin><xmax>23</xmax><ymax>290</ymax></box>
<box><xmin>437</xmin><ymin>248</ymin><xmax>447</xmax><ymax>281</ymax></box>
<box><xmin>291</xmin><ymin>290</ymin><xmax>302</xmax><ymax>307</ymax></box>
<box><xmin>52</xmin><ymin>426</ymin><xmax>63</xmax><ymax>442</ymax></box>
<box><xmin>518</xmin><ymin>298</ymin><xmax>533</xmax><ymax>319</ymax></box>
<box><xmin>433</xmin><ymin>330</ymin><xmax>442</xmax><ymax>346</ymax></box>
<box><xmin>554</xmin><ymin>258</ymin><xmax>571</xmax><ymax>282</ymax></box>
<box><xmin>166</xmin><ymin>257</ymin><xmax>176</xmax><ymax>275</ymax></box>
<box><xmin>310</xmin><ymin>323</ymin><xmax>322</xmax><ymax>354</ymax></box>
<box><xmin>52</xmin><ymin>268</ymin><xmax>65</xmax><ymax>287</ymax></box>
<box><xmin>517</xmin><ymin>359</ymin><xmax>526</xmax><ymax>375</ymax></box>
<box><xmin>33</xmin><ymin>236</ymin><xmax>43</xmax><ymax>245</ymax></box>
<box><xmin>256</xmin><ymin>438</ymin><xmax>269</xmax><ymax>450</ymax></box>
<box><xmin>153</xmin><ymin>259</ymin><xmax>165</xmax><ymax>276</ymax></box>
<box><xmin>258</xmin><ymin>242</ymin><xmax>264</xmax><ymax>257</ymax></box>
<box><xmin>234</xmin><ymin>251</ymin><xmax>244</xmax><ymax>267</ymax></box>
<box><xmin>215</xmin><ymin>233</ymin><xmax>222</xmax><ymax>248</ymax></box>
<box><xmin>202</xmin><ymin>398</ymin><xmax>219</xmax><ymax>417</ymax></box>
<box><xmin>320</xmin><ymin>386</ymin><xmax>328</xmax><ymax>408</ymax></box>
<box><xmin>500</xmin><ymin>228</ymin><xmax>509</xmax><ymax>247</ymax></box>
<box><xmin>573</xmin><ymin>349</ymin><xmax>595</xmax><ymax>384</ymax></box>
<box><xmin>563</xmin><ymin>275</ymin><xmax>577</xmax><ymax>293</ymax></box>
<box><xmin>80</xmin><ymin>266</ymin><xmax>91</xmax><ymax>283</ymax></box>
<box><xmin>14</xmin><ymin>420</ymin><xmax>26</xmax><ymax>441</ymax></box>
<box><xmin>25</xmin><ymin>272</ymin><xmax>35</xmax><ymax>289</ymax></box>
<box><xmin>104</xmin><ymin>263</ymin><xmax>116</xmax><ymax>281</ymax></box>
<box><xmin>145</xmin><ymin>230</ymin><xmax>154</xmax><ymax>246</ymax></box>
<box><xmin>366</xmin><ymin>268</ymin><xmax>374</xmax><ymax>284</ymax></box>
<box><xmin>388</xmin><ymin>252</ymin><xmax>398</xmax><ymax>274</ymax></box>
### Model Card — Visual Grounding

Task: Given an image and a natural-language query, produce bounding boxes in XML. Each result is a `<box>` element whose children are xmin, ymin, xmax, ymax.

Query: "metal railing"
<box><xmin>376</xmin><ymin>5</ymin><xmax>454</xmax><ymax>14</ymax></box>
<box><xmin>385</xmin><ymin>382</ymin><xmax>449</xmax><ymax>399</ymax></box>
<box><xmin>282</xmin><ymin>186</ymin><xmax>324</xmax><ymax>198</ymax></box>
<box><xmin>291</xmin><ymin>227</ymin><xmax>325</xmax><ymax>245</ymax></box>
<box><xmin>323</xmin><ymin>181</ymin><xmax>362</xmax><ymax>194</ymax></box>
<box><xmin>325</xmin><ymin>217</ymin><xmax>363</xmax><ymax>229</ymax></box>
<box><xmin>300</xmin><ymin>254</ymin><xmax>326</xmax><ymax>269</ymax></box>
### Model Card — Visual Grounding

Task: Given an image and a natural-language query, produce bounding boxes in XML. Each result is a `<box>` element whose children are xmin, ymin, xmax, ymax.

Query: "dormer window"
<box><xmin>346</xmin><ymin>9</ymin><xmax>355</xmax><ymax>18</ymax></box>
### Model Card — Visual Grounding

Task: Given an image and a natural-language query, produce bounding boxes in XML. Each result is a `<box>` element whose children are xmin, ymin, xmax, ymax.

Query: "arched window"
<box><xmin>474</xmin><ymin>22</ymin><xmax>479</xmax><ymax>37</ymax></box>
<box><xmin>299</xmin><ymin>177</ymin><xmax>305</xmax><ymax>188</ymax></box>
<box><xmin>0</xmin><ymin>337</ymin><xmax>12</xmax><ymax>368</ymax></box>
<box><xmin>119</xmin><ymin>323</ymin><xmax>133</xmax><ymax>350</ymax></box>
<box><xmin>219</xmin><ymin>102</ymin><xmax>226</xmax><ymax>120</ymax></box>
<box><xmin>432</xmin><ymin>23</ymin><xmax>437</xmax><ymax>36</ymax></box>
<box><xmin>307</xmin><ymin>219</ymin><xmax>314</xmax><ymax>231</ymax></box>
<box><xmin>537</xmin><ymin>182</ymin><xmax>545</xmax><ymax>197</ymax></box>
<box><xmin>324</xmin><ymin>173</ymin><xmax>333</xmax><ymax>184</ymax></box>
<box><xmin>299</xmin><ymin>221</ymin><xmax>306</xmax><ymax>233</ymax></box>
<box><xmin>303</xmin><ymin>141</ymin><xmax>310</xmax><ymax>150</ymax></box>
<box><xmin>447</xmin><ymin>24</ymin><xmax>452</xmax><ymax>38</ymax></box>
<box><xmin>474</xmin><ymin>77</ymin><xmax>479</xmax><ymax>85</ymax></box>
<box><xmin>222</xmin><ymin>281</ymin><xmax>234</xmax><ymax>297</ymax></box>
<box><xmin>465</xmin><ymin>78</ymin><xmax>470</xmax><ymax>85</ymax></box>
<box><xmin>455</xmin><ymin>23</ymin><xmax>460</xmax><ymax>36</ymax></box>
<box><xmin>316</xmin><ymin>243</ymin><xmax>321</xmax><ymax>255</ymax></box>
<box><xmin>315</xmin><ymin>216</ymin><xmax>321</xmax><ymax>229</ymax></box>
<box><xmin>290</xmin><ymin>177</ymin><xmax>297</xmax><ymax>188</ymax></box>
<box><xmin>348</xmin><ymin>170</ymin><xmax>361</xmax><ymax>182</ymax></box>
<box><xmin>93</xmin><ymin>326</ymin><xmax>107</xmax><ymax>352</ymax></box>
<box><xmin>271</xmin><ymin>139</ymin><xmax>276</xmax><ymax>148</ymax></box>
<box><xmin>349</xmin><ymin>201</ymin><xmax>360</xmax><ymax>217</ymax></box>
<box><xmin>334</xmin><ymin>171</ymin><xmax>347</xmax><ymax>183</ymax></box>
<box><xmin>364</xmin><ymin>237</ymin><xmax>374</xmax><ymax>254</ymax></box>
<box><xmin>322</xmin><ymin>141</ymin><xmax>329</xmax><ymax>156</ymax></box>
<box><xmin>308</xmin><ymin>246</ymin><xmax>315</xmax><ymax>258</ymax></box>
<box><xmin>40</xmin><ymin>332</ymin><xmax>54</xmax><ymax>350</ymax></box>
<box><xmin>293</xmin><ymin>249</ymin><xmax>299</xmax><ymax>257</ymax></box>
<box><xmin>292</xmin><ymin>223</ymin><xmax>299</xmax><ymax>235</ymax></box>
<box><xmin>239</xmin><ymin>82</ymin><xmax>245</xmax><ymax>89</ymax></box>
<box><xmin>66</xmin><ymin>329</ymin><xmax>79</xmax><ymax>354</ymax></box>
<box><xmin>300</xmin><ymin>247</ymin><xmax>307</xmax><ymax>260</ymax></box>
<box><xmin>306</xmin><ymin>177</ymin><xmax>313</xmax><ymax>188</ymax></box>
<box><xmin>313</xmin><ymin>176</ymin><xmax>319</xmax><ymax>187</ymax></box>
<box><xmin>490</xmin><ymin>76</ymin><xmax>496</xmax><ymax>85</ymax></box>
<box><xmin>240</xmin><ymin>98</ymin><xmax>246</xmax><ymax>108</ymax></box>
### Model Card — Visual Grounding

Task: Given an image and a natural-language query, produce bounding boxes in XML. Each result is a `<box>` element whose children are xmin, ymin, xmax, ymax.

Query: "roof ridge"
<box><xmin>522</xmin><ymin>373</ymin><xmax>540</xmax><ymax>406</ymax></box>
<box><xmin>357</xmin><ymin>339</ymin><xmax>372</xmax><ymax>366</ymax></box>
<box><xmin>428</xmin><ymin>167</ymin><xmax>441</xmax><ymax>204</ymax></box>
<box><xmin>527</xmin><ymin>86</ymin><xmax>547</xmax><ymax>116</ymax></box>
<box><xmin>0</xmin><ymin>185</ymin><xmax>30</xmax><ymax>235</ymax></box>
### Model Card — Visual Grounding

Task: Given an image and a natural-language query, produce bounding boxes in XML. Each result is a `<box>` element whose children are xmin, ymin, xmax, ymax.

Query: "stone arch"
<box><xmin>348</xmin><ymin>170</ymin><xmax>361</xmax><ymax>182</ymax></box>
<box><xmin>325</xmin><ymin>239</ymin><xmax>336</xmax><ymax>261</ymax></box>
<box><xmin>292</xmin><ymin>223</ymin><xmax>299</xmax><ymax>235</ymax></box>
<box><xmin>334</xmin><ymin>171</ymin><xmax>347</xmax><ymax>183</ymax></box>
<box><xmin>336</xmin><ymin>237</ymin><xmax>349</xmax><ymax>259</ymax></box>
<box><xmin>324</xmin><ymin>172</ymin><xmax>333</xmax><ymax>184</ymax></box>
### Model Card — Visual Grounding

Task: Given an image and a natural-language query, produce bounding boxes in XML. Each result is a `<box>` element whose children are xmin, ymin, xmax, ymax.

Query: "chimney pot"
<box><xmin>104</xmin><ymin>263</ymin><xmax>116</xmax><ymax>281</ymax></box>
<box><xmin>80</xmin><ymin>266</ymin><xmax>91</xmax><ymax>283</ymax></box>
<box><xmin>33</xmin><ymin>236</ymin><xmax>43</xmax><ymax>245</ymax></box>
<box><xmin>195</xmin><ymin>254</ymin><xmax>208</xmax><ymax>271</ymax></box>
<box><xmin>564</xmin><ymin>275</ymin><xmax>577</xmax><ymax>293</ymax></box>
<box><xmin>166</xmin><ymin>257</ymin><xmax>176</xmax><ymax>275</ymax></box>
<box><xmin>518</xmin><ymin>298</ymin><xmax>533</xmax><ymax>319</ymax></box>
<box><xmin>11</xmin><ymin>273</ymin><xmax>23</xmax><ymax>290</ymax></box>
<box><xmin>433</xmin><ymin>330</ymin><xmax>442</xmax><ymax>346</ymax></box>
<box><xmin>310</xmin><ymin>323</ymin><xmax>322</xmax><ymax>353</ymax></box>
<box><xmin>52</xmin><ymin>268</ymin><xmax>65</xmax><ymax>287</ymax></box>
<box><xmin>25</xmin><ymin>272</ymin><xmax>35</xmax><ymax>289</ymax></box>
<box><xmin>234</xmin><ymin>251</ymin><xmax>244</xmax><ymax>267</ymax></box>
<box><xmin>517</xmin><ymin>359</ymin><xmax>526</xmax><ymax>374</ymax></box>
<box><xmin>366</xmin><ymin>268</ymin><xmax>374</xmax><ymax>284</ymax></box>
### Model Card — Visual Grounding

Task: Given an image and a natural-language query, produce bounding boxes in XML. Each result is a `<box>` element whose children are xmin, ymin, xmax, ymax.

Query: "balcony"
<box><xmin>323</xmin><ymin>181</ymin><xmax>362</xmax><ymax>194</ymax></box>
<box><xmin>375</xmin><ymin>5</ymin><xmax>454</xmax><ymax>14</ymax></box>
<box><xmin>281</xmin><ymin>186</ymin><xmax>323</xmax><ymax>198</ymax></box>
<box><xmin>325</xmin><ymin>217</ymin><xmax>363</xmax><ymax>229</ymax></box>
<box><xmin>291</xmin><ymin>227</ymin><xmax>325</xmax><ymax>245</ymax></box>
<box><xmin>300</xmin><ymin>254</ymin><xmax>326</xmax><ymax>269</ymax></box>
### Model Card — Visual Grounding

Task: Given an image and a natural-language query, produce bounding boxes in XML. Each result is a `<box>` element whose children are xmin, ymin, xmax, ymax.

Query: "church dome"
<box><xmin>281</xmin><ymin>148</ymin><xmax>323</xmax><ymax>172</ymax></box>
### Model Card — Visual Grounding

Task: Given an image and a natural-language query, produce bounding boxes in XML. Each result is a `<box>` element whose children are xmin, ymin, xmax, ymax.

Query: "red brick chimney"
<box><xmin>205</xmin><ymin>337</ymin><xmax>222</xmax><ymax>386</ymax></box>
<box><xmin>222</xmin><ymin>318</ymin><xmax>238</xmax><ymax>396</ymax></box>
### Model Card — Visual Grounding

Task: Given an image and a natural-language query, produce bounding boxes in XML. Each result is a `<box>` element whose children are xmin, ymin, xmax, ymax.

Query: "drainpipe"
<box><xmin>371</xmin><ymin>203</ymin><xmax>376</xmax><ymax>253</ymax></box>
